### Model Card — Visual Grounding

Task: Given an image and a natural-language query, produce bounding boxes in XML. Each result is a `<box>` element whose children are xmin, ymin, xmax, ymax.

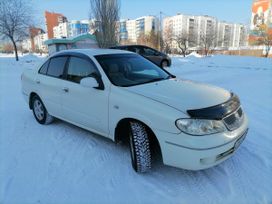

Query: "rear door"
<box><xmin>36</xmin><ymin>56</ymin><xmax>68</xmax><ymax>118</ymax></box>
<box><xmin>61</xmin><ymin>55</ymin><xmax>109</xmax><ymax>136</ymax></box>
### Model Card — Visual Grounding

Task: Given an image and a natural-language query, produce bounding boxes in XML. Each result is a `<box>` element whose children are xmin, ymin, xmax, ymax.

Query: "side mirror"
<box><xmin>80</xmin><ymin>77</ymin><xmax>99</xmax><ymax>89</ymax></box>
<box><xmin>80</xmin><ymin>74</ymin><xmax>105</xmax><ymax>90</ymax></box>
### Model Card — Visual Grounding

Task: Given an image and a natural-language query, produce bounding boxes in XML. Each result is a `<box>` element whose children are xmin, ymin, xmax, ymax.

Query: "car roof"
<box><xmin>51</xmin><ymin>48</ymin><xmax>133</xmax><ymax>58</ymax></box>
<box><xmin>112</xmin><ymin>45</ymin><xmax>152</xmax><ymax>48</ymax></box>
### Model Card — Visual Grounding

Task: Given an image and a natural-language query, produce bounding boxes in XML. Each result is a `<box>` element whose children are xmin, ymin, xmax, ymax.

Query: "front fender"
<box><xmin>108</xmin><ymin>86</ymin><xmax>186</xmax><ymax>141</ymax></box>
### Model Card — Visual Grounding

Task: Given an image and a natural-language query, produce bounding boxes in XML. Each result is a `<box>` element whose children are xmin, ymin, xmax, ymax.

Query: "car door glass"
<box><xmin>143</xmin><ymin>48</ymin><xmax>156</xmax><ymax>56</ymax></box>
<box><xmin>67</xmin><ymin>57</ymin><xmax>97</xmax><ymax>83</ymax></box>
<box><xmin>39</xmin><ymin>60</ymin><xmax>50</xmax><ymax>75</ymax></box>
<box><xmin>47</xmin><ymin>57</ymin><xmax>68</xmax><ymax>78</ymax></box>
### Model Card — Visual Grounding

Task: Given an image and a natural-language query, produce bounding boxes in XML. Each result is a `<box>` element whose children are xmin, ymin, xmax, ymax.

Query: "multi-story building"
<box><xmin>29</xmin><ymin>27</ymin><xmax>44</xmax><ymax>51</ymax></box>
<box><xmin>163</xmin><ymin>13</ymin><xmax>247</xmax><ymax>50</ymax></box>
<box><xmin>163</xmin><ymin>14</ymin><xmax>217</xmax><ymax>49</ymax></box>
<box><xmin>21</xmin><ymin>39</ymin><xmax>32</xmax><ymax>52</ymax></box>
<box><xmin>45</xmin><ymin>11</ymin><xmax>67</xmax><ymax>39</ymax></box>
<box><xmin>135</xmin><ymin>16</ymin><xmax>158</xmax><ymax>38</ymax></box>
<box><xmin>53</xmin><ymin>22</ymin><xmax>69</xmax><ymax>38</ymax></box>
<box><xmin>69</xmin><ymin>20</ymin><xmax>90</xmax><ymax>37</ymax></box>
<box><xmin>119</xmin><ymin>16</ymin><xmax>158</xmax><ymax>43</ymax></box>
<box><xmin>216</xmin><ymin>21</ymin><xmax>234</xmax><ymax>47</ymax></box>
<box><xmin>232</xmin><ymin>24</ymin><xmax>247</xmax><ymax>47</ymax></box>
<box><xmin>53</xmin><ymin>20</ymin><xmax>91</xmax><ymax>39</ymax></box>
<box><xmin>33</xmin><ymin>32</ymin><xmax>48</xmax><ymax>52</ymax></box>
<box><xmin>216</xmin><ymin>22</ymin><xmax>247</xmax><ymax>48</ymax></box>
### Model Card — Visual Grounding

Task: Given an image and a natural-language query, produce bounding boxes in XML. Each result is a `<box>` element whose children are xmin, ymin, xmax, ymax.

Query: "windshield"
<box><xmin>95</xmin><ymin>54</ymin><xmax>171</xmax><ymax>87</ymax></box>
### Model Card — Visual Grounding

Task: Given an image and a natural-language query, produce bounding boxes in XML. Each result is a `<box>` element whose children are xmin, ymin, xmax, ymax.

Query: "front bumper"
<box><xmin>154</xmin><ymin>114</ymin><xmax>248</xmax><ymax>170</ymax></box>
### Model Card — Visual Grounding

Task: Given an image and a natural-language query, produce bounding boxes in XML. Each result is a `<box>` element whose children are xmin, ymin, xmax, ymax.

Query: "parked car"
<box><xmin>21</xmin><ymin>49</ymin><xmax>248</xmax><ymax>173</ymax></box>
<box><xmin>110</xmin><ymin>45</ymin><xmax>171</xmax><ymax>68</ymax></box>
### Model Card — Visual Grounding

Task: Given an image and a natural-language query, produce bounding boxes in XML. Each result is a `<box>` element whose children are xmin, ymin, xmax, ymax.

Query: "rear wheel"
<box><xmin>32</xmin><ymin>96</ymin><xmax>53</xmax><ymax>125</ymax></box>
<box><xmin>129</xmin><ymin>121</ymin><xmax>151</xmax><ymax>173</ymax></box>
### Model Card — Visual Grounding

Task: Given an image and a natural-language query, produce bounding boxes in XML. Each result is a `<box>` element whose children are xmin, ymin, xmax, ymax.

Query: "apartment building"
<box><xmin>53</xmin><ymin>22</ymin><xmax>69</xmax><ymax>38</ymax></box>
<box><xmin>119</xmin><ymin>16</ymin><xmax>158</xmax><ymax>43</ymax></box>
<box><xmin>69</xmin><ymin>20</ymin><xmax>90</xmax><ymax>37</ymax></box>
<box><xmin>29</xmin><ymin>27</ymin><xmax>45</xmax><ymax>51</ymax></box>
<box><xmin>33</xmin><ymin>32</ymin><xmax>48</xmax><ymax>52</ymax></box>
<box><xmin>163</xmin><ymin>13</ymin><xmax>247</xmax><ymax>50</ymax></box>
<box><xmin>217</xmin><ymin>22</ymin><xmax>247</xmax><ymax>48</ymax></box>
<box><xmin>164</xmin><ymin>14</ymin><xmax>217</xmax><ymax>49</ymax></box>
<box><xmin>45</xmin><ymin>11</ymin><xmax>68</xmax><ymax>39</ymax></box>
<box><xmin>53</xmin><ymin>20</ymin><xmax>91</xmax><ymax>39</ymax></box>
<box><xmin>232</xmin><ymin>24</ymin><xmax>247</xmax><ymax>47</ymax></box>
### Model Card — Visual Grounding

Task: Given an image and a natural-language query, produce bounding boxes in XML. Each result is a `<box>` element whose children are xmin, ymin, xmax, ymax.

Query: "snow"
<box><xmin>186</xmin><ymin>51</ymin><xmax>203</xmax><ymax>58</ymax></box>
<box><xmin>0</xmin><ymin>53</ymin><xmax>272</xmax><ymax>204</ymax></box>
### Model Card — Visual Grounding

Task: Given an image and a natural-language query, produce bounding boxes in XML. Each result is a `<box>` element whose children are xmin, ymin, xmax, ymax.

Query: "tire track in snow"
<box><xmin>184</xmin><ymin>170</ymin><xmax>215</xmax><ymax>204</ymax></box>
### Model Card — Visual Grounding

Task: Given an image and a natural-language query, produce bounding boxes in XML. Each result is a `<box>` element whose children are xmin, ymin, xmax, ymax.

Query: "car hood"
<box><xmin>125</xmin><ymin>78</ymin><xmax>231</xmax><ymax>114</ymax></box>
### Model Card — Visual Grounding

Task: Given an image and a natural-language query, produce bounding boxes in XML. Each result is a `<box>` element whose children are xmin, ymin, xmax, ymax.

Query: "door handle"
<box><xmin>62</xmin><ymin>87</ymin><xmax>69</xmax><ymax>93</ymax></box>
<box><xmin>35</xmin><ymin>80</ymin><xmax>40</xmax><ymax>84</ymax></box>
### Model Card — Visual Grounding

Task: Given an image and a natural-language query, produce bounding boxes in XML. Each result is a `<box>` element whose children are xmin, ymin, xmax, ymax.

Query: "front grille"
<box><xmin>223</xmin><ymin>107</ymin><xmax>244</xmax><ymax>131</ymax></box>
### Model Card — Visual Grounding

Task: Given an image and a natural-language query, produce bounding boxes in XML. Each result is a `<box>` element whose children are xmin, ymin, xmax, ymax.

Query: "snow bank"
<box><xmin>186</xmin><ymin>51</ymin><xmax>202</xmax><ymax>58</ymax></box>
<box><xmin>0</xmin><ymin>54</ymin><xmax>271</xmax><ymax>204</ymax></box>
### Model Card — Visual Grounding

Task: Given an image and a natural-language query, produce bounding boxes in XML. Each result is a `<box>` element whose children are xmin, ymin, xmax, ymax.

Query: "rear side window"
<box><xmin>67</xmin><ymin>57</ymin><xmax>97</xmax><ymax>83</ymax></box>
<box><xmin>143</xmin><ymin>48</ymin><xmax>156</xmax><ymax>56</ymax></box>
<box><xmin>39</xmin><ymin>60</ymin><xmax>49</xmax><ymax>74</ymax></box>
<box><xmin>47</xmin><ymin>57</ymin><xmax>68</xmax><ymax>78</ymax></box>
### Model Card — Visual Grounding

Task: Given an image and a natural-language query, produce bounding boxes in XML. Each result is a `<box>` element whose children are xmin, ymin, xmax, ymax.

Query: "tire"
<box><xmin>161</xmin><ymin>60</ymin><xmax>168</xmax><ymax>68</ymax></box>
<box><xmin>32</xmin><ymin>95</ymin><xmax>54</xmax><ymax>125</ymax></box>
<box><xmin>129</xmin><ymin>121</ymin><xmax>151</xmax><ymax>173</ymax></box>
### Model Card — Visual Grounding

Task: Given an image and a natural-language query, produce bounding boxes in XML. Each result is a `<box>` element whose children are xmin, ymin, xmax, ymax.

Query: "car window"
<box><xmin>39</xmin><ymin>60</ymin><xmax>50</xmax><ymax>75</ymax></box>
<box><xmin>143</xmin><ymin>48</ymin><xmax>156</xmax><ymax>56</ymax></box>
<box><xmin>47</xmin><ymin>57</ymin><xmax>68</xmax><ymax>78</ymax></box>
<box><xmin>67</xmin><ymin>57</ymin><xmax>97</xmax><ymax>83</ymax></box>
<box><xmin>95</xmin><ymin>54</ymin><xmax>171</xmax><ymax>87</ymax></box>
<box><xmin>128</xmin><ymin>46</ymin><xmax>143</xmax><ymax>54</ymax></box>
<box><xmin>119</xmin><ymin>47</ymin><xmax>128</xmax><ymax>51</ymax></box>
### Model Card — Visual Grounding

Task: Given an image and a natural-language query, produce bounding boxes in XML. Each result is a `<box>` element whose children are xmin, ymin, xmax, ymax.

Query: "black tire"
<box><xmin>32</xmin><ymin>95</ymin><xmax>54</xmax><ymax>125</ymax></box>
<box><xmin>129</xmin><ymin>121</ymin><xmax>151</xmax><ymax>173</ymax></box>
<box><xmin>161</xmin><ymin>60</ymin><xmax>168</xmax><ymax>68</ymax></box>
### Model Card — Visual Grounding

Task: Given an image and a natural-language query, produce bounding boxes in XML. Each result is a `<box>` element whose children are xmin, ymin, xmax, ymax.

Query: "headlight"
<box><xmin>176</xmin><ymin>119</ymin><xmax>226</xmax><ymax>136</ymax></box>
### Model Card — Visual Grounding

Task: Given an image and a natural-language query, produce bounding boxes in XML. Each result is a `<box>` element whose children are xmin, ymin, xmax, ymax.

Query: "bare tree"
<box><xmin>162</xmin><ymin>26</ymin><xmax>173</xmax><ymax>54</ymax></box>
<box><xmin>257</xmin><ymin>28</ymin><xmax>272</xmax><ymax>58</ymax></box>
<box><xmin>0</xmin><ymin>0</ymin><xmax>33</xmax><ymax>61</ymax></box>
<box><xmin>89</xmin><ymin>0</ymin><xmax>120</xmax><ymax>48</ymax></box>
<box><xmin>200</xmin><ymin>31</ymin><xmax>217</xmax><ymax>56</ymax></box>
<box><xmin>175</xmin><ymin>32</ymin><xmax>196</xmax><ymax>57</ymax></box>
<box><xmin>136</xmin><ymin>31</ymin><xmax>159</xmax><ymax>49</ymax></box>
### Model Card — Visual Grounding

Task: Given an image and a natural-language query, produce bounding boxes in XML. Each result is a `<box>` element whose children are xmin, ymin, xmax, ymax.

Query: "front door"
<box><xmin>61</xmin><ymin>56</ymin><xmax>109</xmax><ymax>136</ymax></box>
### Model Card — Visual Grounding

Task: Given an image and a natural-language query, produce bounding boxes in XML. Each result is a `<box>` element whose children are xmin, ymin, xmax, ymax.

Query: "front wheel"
<box><xmin>129</xmin><ymin>121</ymin><xmax>151</xmax><ymax>173</ymax></box>
<box><xmin>32</xmin><ymin>95</ymin><xmax>54</xmax><ymax>125</ymax></box>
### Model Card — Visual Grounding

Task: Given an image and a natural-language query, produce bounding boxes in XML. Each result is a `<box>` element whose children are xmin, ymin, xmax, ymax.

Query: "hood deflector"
<box><xmin>187</xmin><ymin>93</ymin><xmax>240</xmax><ymax>120</ymax></box>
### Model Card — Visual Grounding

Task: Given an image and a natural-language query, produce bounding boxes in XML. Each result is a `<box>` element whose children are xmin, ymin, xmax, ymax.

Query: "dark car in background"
<box><xmin>110</xmin><ymin>45</ymin><xmax>171</xmax><ymax>68</ymax></box>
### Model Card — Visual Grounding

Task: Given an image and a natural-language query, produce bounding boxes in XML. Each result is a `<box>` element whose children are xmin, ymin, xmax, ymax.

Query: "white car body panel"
<box><xmin>125</xmin><ymin>78</ymin><xmax>231</xmax><ymax>111</ymax></box>
<box><xmin>61</xmin><ymin>79</ymin><xmax>109</xmax><ymax>135</ymax></box>
<box><xmin>21</xmin><ymin>49</ymin><xmax>249</xmax><ymax>170</ymax></box>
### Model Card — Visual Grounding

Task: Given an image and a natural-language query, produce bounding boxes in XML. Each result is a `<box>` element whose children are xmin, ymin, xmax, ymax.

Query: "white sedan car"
<box><xmin>21</xmin><ymin>49</ymin><xmax>248</xmax><ymax>173</ymax></box>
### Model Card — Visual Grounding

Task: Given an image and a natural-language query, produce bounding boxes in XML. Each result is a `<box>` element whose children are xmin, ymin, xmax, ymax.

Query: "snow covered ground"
<box><xmin>0</xmin><ymin>53</ymin><xmax>271</xmax><ymax>204</ymax></box>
